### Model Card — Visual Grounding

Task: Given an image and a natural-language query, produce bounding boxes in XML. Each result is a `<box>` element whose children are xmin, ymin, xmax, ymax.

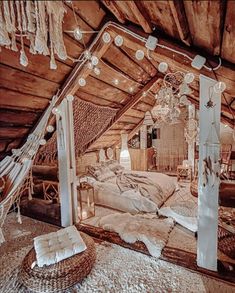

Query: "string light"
<box><xmin>94</xmin><ymin>67</ymin><xmax>101</xmax><ymax>75</ymax></box>
<box><xmin>114</xmin><ymin>35</ymin><xmax>123</xmax><ymax>47</ymax></box>
<box><xmin>73</xmin><ymin>27</ymin><xmax>83</xmax><ymax>41</ymax></box>
<box><xmin>129</xmin><ymin>87</ymin><xmax>134</xmax><ymax>93</ymax></box>
<box><xmin>113</xmin><ymin>79</ymin><xmax>119</xmax><ymax>85</ymax></box>
<box><xmin>213</xmin><ymin>81</ymin><xmax>226</xmax><ymax>93</ymax></box>
<box><xmin>52</xmin><ymin>107</ymin><xmax>61</xmax><ymax>115</ymax></box>
<box><xmin>78</xmin><ymin>78</ymin><xmax>86</xmax><ymax>87</ymax></box>
<box><xmin>158</xmin><ymin>62</ymin><xmax>168</xmax><ymax>73</ymax></box>
<box><xmin>184</xmin><ymin>72</ymin><xmax>195</xmax><ymax>84</ymax></box>
<box><xmin>66</xmin><ymin>94</ymin><xmax>74</xmax><ymax>101</ymax></box>
<box><xmin>102</xmin><ymin>32</ymin><xmax>111</xmax><ymax>43</ymax></box>
<box><xmin>46</xmin><ymin>125</ymin><xmax>54</xmax><ymax>133</ymax></box>
<box><xmin>91</xmin><ymin>55</ymin><xmax>99</xmax><ymax>66</ymax></box>
<box><xmin>39</xmin><ymin>139</ymin><xmax>47</xmax><ymax>145</ymax></box>
<box><xmin>135</xmin><ymin>50</ymin><xmax>145</xmax><ymax>60</ymax></box>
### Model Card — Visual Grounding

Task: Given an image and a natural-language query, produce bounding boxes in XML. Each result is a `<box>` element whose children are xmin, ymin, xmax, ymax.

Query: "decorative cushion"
<box><xmin>105</xmin><ymin>160</ymin><xmax>124</xmax><ymax>174</ymax></box>
<box><xmin>88</xmin><ymin>164</ymin><xmax>116</xmax><ymax>182</ymax></box>
<box><xmin>33</xmin><ymin>226</ymin><xmax>87</xmax><ymax>267</ymax></box>
<box><xmin>159</xmin><ymin>201</ymin><xmax>197</xmax><ymax>232</ymax></box>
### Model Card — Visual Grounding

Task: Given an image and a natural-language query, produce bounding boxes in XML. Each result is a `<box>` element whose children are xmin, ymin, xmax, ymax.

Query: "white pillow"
<box><xmin>159</xmin><ymin>202</ymin><xmax>197</xmax><ymax>233</ymax></box>
<box><xmin>33</xmin><ymin>226</ymin><xmax>87</xmax><ymax>268</ymax></box>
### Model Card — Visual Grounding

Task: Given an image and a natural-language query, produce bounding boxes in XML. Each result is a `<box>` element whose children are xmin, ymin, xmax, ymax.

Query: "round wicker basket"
<box><xmin>19</xmin><ymin>232</ymin><xmax>96</xmax><ymax>293</ymax></box>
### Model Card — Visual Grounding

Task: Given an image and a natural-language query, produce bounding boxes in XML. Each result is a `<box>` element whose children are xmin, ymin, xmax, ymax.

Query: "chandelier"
<box><xmin>151</xmin><ymin>71</ymin><xmax>194</xmax><ymax>124</ymax></box>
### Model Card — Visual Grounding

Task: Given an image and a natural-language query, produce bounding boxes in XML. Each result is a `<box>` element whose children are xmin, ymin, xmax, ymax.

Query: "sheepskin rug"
<box><xmin>0</xmin><ymin>213</ymin><xmax>234</xmax><ymax>293</ymax></box>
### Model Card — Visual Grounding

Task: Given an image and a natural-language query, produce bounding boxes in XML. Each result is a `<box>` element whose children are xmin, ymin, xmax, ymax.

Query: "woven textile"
<box><xmin>35</xmin><ymin>98</ymin><xmax>118</xmax><ymax>164</ymax></box>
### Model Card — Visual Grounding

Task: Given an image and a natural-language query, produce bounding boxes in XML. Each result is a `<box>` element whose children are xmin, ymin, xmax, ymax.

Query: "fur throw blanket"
<box><xmin>98</xmin><ymin>213</ymin><xmax>174</xmax><ymax>257</ymax></box>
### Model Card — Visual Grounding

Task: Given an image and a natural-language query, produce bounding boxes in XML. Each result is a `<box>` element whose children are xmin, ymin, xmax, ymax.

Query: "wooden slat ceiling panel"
<box><xmin>103</xmin><ymin>44</ymin><xmax>151</xmax><ymax>84</ymax></box>
<box><xmin>221</xmin><ymin>1</ymin><xmax>235</xmax><ymax>63</ymax></box>
<box><xmin>66</xmin><ymin>1</ymin><xmax>106</xmax><ymax>30</ymax></box>
<box><xmin>0</xmin><ymin>88</ymin><xmax>50</xmax><ymax>111</ymax></box>
<box><xmin>0</xmin><ymin>110</ymin><xmax>40</xmax><ymax>127</ymax></box>
<box><xmin>183</xmin><ymin>0</ymin><xmax>225</xmax><ymax>56</ymax></box>
<box><xmin>139</xmin><ymin>1</ymin><xmax>180</xmax><ymax>38</ymax></box>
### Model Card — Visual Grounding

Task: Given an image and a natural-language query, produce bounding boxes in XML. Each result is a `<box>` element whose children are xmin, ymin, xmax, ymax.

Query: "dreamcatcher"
<box><xmin>184</xmin><ymin>118</ymin><xmax>198</xmax><ymax>144</ymax></box>
<box><xmin>151</xmin><ymin>71</ymin><xmax>194</xmax><ymax>124</ymax></box>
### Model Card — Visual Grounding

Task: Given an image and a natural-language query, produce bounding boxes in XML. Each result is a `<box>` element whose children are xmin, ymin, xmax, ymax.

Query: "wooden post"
<box><xmin>197</xmin><ymin>75</ymin><xmax>221</xmax><ymax>271</ymax></box>
<box><xmin>56</xmin><ymin>98</ymin><xmax>78</xmax><ymax>227</ymax></box>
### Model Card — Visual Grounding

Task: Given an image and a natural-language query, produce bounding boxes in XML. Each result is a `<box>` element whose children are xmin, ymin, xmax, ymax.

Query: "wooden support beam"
<box><xmin>102</xmin><ymin>1</ymin><xmax>126</xmax><ymax>24</ymax></box>
<box><xmin>168</xmin><ymin>0</ymin><xmax>192</xmax><ymax>46</ymax></box>
<box><xmin>126</xmin><ymin>2</ymin><xmax>152</xmax><ymax>33</ymax></box>
<box><xmin>87</xmin><ymin>75</ymin><xmax>161</xmax><ymax>150</ymax></box>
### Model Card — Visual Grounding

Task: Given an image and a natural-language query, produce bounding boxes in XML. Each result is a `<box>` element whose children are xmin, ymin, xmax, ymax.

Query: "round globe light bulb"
<box><xmin>46</xmin><ymin>125</ymin><xmax>54</xmax><ymax>133</ymax></box>
<box><xmin>94</xmin><ymin>67</ymin><xmax>101</xmax><ymax>76</ymax></box>
<box><xmin>28</xmin><ymin>149</ymin><xmax>36</xmax><ymax>156</ymax></box>
<box><xmin>87</xmin><ymin>62</ymin><xmax>93</xmax><ymax>70</ymax></box>
<box><xmin>184</xmin><ymin>72</ymin><xmax>195</xmax><ymax>84</ymax></box>
<box><xmin>102</xmin><ymin>32</ymin><xmax>111</xmax><ymax>43</ymax></box>
<box><xmin>135</xmin><ymin>49</ymin><xmax>145</xmax><ymax>61</ymax></box>
<box><xmin>114</xmin><ymin>35</ymin><xmax>123</xmax><ymax>47</ymax></box>
<box><xmin>73</xmin><ymin>27</ymin><xmax>83</xmax><ymax>41</ymax></box>
<box><xmin>158</xmin><ymin>62</ymin><xmax>168</xmax><ymax>73</ymax></box>
<box><xmin>84</xmin><ymin>50</ymin><xmax>91</xmax><ymax>60</ymax></box>
<box><xmin>78</xmin><ymin>78</ymin><xmax>86</xmax><ymax>87</ymax></box>
<box><xmin>91</xmin><ymin>55</ymin><xmax>99</xmax><ymax>66</ymax></box>
<box><xmin>52</xmin><ymin>107</ymin><xmax>60</xmax><ymax>115</ymax></box>
<box><xmin>129</xmin><ymin>87</ymin><xmax>134</xmax><ymax>93</ymax></box>
<box><xmin>213</xmin><ymin>81</ymin><xmax>226</xmax><ymax>93</ymax></box>
<box><xmin>113</xmin><ymin>79</ymin><xmax>119</xmax><ymax>85</ymax></box>
<box><xmin>39</xmin><ymin>139</ymin><xmax>47</xmax><ymax>146</ymax></box>
<box><xmin>66</xmin><ymin>94</ymin><xmax>74</xmax><ymax>101</ymax></box>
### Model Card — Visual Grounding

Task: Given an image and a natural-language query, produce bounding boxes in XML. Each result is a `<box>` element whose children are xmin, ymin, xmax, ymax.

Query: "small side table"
<box><xmin>177</xmin><ymin>165</ymin><xmax>192</xmax><ymax>182</ymax></box>
<box><xmin>77</xmin><ymin>183</ymin><xmax>95</xmax><ymax>221</ymax></box>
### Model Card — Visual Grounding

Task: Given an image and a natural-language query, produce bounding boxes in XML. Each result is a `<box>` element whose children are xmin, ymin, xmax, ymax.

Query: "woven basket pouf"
<box><xmin>19</xmin><ymin>232</ymin><xmax>96</xmax><ymax>293</ymax></box>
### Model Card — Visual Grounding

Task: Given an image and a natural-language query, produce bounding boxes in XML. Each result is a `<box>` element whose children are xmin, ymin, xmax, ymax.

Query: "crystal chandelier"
<box><xmin>151</xmin><ymin>71</ymin><xmax>194</xmax><ymax>124</ymax></box>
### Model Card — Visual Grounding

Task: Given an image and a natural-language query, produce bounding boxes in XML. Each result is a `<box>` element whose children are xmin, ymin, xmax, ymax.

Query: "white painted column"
<box><xmin>197</xmin><ymin>75</ymin><xmax>221</xmax><ymax>271</ymax></box>
<box><xmin>188</xmin><ymin>104</ymin><xmax>195</xmax><ymax>173</ymax></box>
<box><xmin>140</xmin><ymin>125</ymin><xmax>147</xmax><ymax>149</ymax></box>
<box><xmin>56</xmin><ymin>97</ymin><xmax>78</xmax><ymax>227</ymax></box>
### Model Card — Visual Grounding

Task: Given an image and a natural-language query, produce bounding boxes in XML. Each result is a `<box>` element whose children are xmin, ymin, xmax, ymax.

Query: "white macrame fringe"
<box><xmin>0</xmin><ymin>228</ymin><xmax>5</xmax><ymax>244</ymax></box>
<box><xmin>0</xmin><ymin>0</ymin><xmax>67</xmax><ymax>66</ymax></box>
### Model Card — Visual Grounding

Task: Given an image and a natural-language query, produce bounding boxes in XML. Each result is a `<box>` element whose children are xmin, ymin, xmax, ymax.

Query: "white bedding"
<box><xmin>92</xmin><ymin>171</ymin><xmax>177</xmax><ymax>213</ymax></box>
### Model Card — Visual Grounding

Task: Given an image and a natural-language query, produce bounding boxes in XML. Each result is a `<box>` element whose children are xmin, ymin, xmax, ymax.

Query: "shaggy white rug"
<box><xmin>0</xmin><ymin>213</ymin><xmax>234</xmax><ymax>293</ymax></box>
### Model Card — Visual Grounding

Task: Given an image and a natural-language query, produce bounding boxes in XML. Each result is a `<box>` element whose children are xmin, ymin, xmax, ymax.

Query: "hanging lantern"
<box><xmin>120</xmin><ymin>133</ymin><xmax>131</xmax><ymax>170</ymax></box>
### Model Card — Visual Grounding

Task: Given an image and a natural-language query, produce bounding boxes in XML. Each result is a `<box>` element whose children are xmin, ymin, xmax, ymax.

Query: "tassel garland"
<box><xmin>0</xmin><ymin>0</ymin><xmax>67</xmax><ymax>68</ymax></box>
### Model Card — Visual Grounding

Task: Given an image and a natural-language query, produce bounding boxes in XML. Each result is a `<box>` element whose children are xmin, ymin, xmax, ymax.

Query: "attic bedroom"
<box><xmin>0</xmin><ymin>1</ymin><xmax>235</xmax><ymax>292</ymax></box>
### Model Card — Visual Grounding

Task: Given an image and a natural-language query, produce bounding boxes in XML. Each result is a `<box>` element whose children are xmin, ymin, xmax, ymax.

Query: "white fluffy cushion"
<box><xmin>33</xmin><ymin>226</ymin><xmax>87</xmax><ymax>267</ymax></box>
<box><xmin>159</xmin><ymin>201</ymin><xmax>197</xmax><ymax>232</ymax></box>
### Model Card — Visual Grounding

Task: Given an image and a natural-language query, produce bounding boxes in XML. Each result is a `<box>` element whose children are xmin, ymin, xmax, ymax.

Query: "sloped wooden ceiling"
<box><xmin>0</xmin><ymin>0</ymin><xmax>235</xmax><ymax>159</ymax></box>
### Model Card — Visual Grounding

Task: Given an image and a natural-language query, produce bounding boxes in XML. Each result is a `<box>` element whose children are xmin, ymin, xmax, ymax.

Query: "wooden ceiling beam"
<box><xmin>168</xmin><ymin>0</ymin><xmax>192</xmax><ymax>46</ymax></box>
<box><xmin>126</xmin><ymin>2</ymin><xmax>152</xmax><ymax>34</ymax></box>
<box><xmin>86</xmin><ymin>75</ymin><xmax>161</xmax><ymax>151</ymax></box>
<box><xmin>102</xmin><ymin>1</ymin><xmax>126</xmax><ymax>24</ymax></box>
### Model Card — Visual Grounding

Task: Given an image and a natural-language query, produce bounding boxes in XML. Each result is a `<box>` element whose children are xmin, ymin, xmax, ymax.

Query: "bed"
<box><xmin>79</xmin><ymin>149</ymin><xmax>177</xmax><ymax>214</ymax></box>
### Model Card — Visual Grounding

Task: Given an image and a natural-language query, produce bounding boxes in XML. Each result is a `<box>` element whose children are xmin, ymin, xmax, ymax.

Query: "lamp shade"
<box><xmin>120</xmin><ymin>133</ymin><xmax>131</xmax><ymax>170</ymax></box>
<box><xmin>143</xmin><ymin>111</ymin><xmax>154</xmax><ymax>126</ymax></box>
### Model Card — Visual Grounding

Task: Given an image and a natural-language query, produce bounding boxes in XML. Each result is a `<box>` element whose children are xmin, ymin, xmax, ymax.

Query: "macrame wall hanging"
<box><xmin>0</xmin><ymin>0</ymin><xmax>67</xmax><ymax>69</ymax></box>
<box><xmin>35</xmin><ymin>97</ymin><xmax>118</xmax><ymax>165</ymax></box>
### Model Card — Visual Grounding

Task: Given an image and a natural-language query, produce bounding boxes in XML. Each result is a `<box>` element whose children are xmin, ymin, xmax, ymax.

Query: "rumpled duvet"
<box><xmin>116</xmin><ymin>172</ymin><xmax>164</xmax><ymax>206</ymax></box>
